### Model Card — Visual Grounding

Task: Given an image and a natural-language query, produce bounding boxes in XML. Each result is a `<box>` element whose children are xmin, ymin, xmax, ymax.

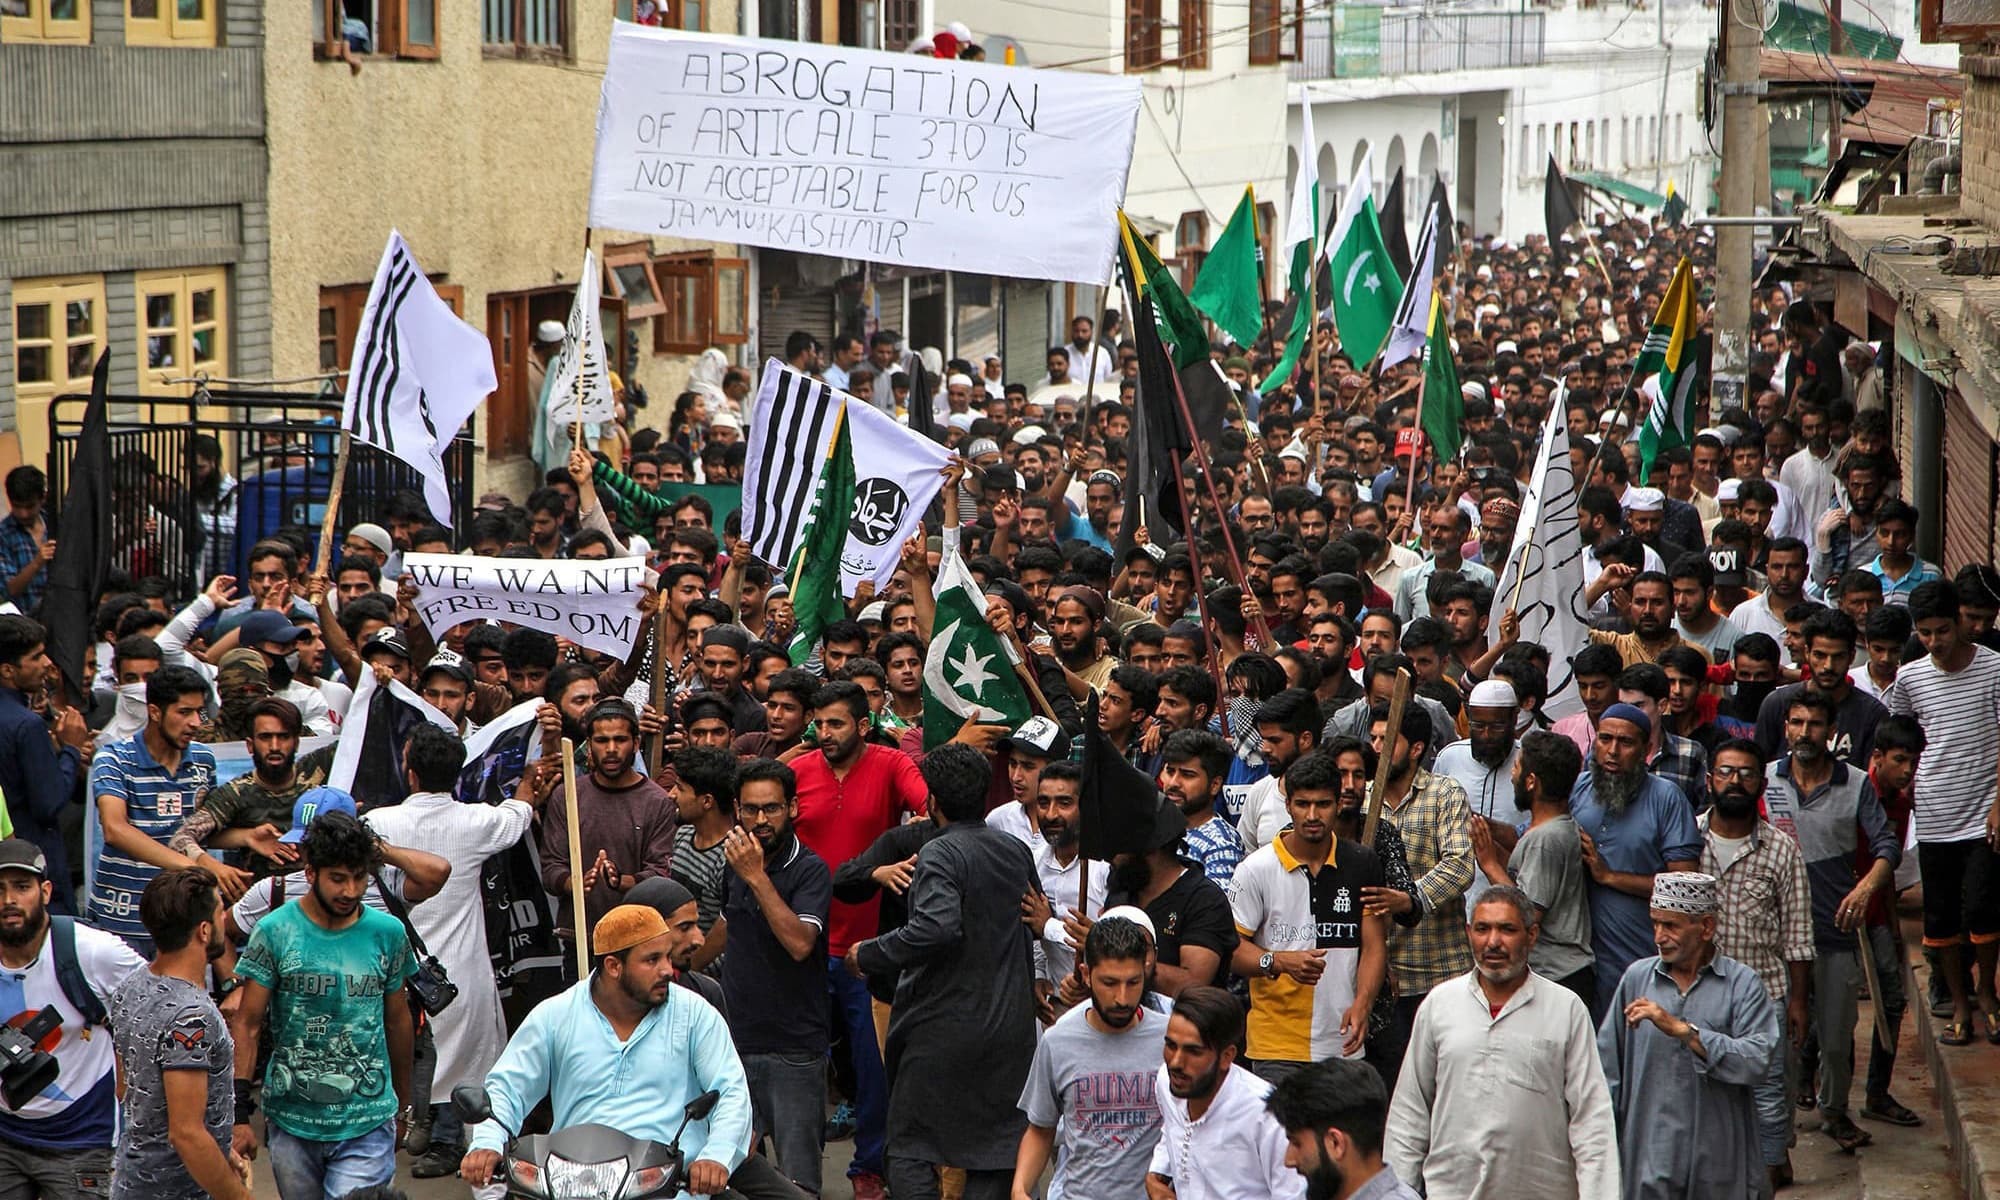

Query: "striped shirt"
<box><xmin>1886</xmin><ymin>645</ymin><xmax>2000</xmax><ymax>842</ymax></box>
<box><xmin>1231</xmin><ymin>836</ymin><xmax>1383</xmax><ymax>1063</ymax></box>
<box><xmin>1699</xmin><ymin>815</ymin><xmax>1815</xmax><ymax>1001</ymax></box>
<box><xmin>88</xmin><ymin>736</ymin><xmax>217</xmax><ymax>938</ymax></box>
<box><xmin>670</xmin><ymin>824</ymin><xmax>728</xmax><ymax>933</ymax></box>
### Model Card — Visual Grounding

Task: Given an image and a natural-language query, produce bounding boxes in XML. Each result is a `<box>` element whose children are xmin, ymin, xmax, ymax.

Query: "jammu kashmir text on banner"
<box><xmin>589</xmin><ymin>23</ymin><xmax>1142</xmax><ymax>285</ymax></box>
<box><xmin>405</xmin><ymin>554</ymin><xmax>649</xmax><ymax>661</ymax></box>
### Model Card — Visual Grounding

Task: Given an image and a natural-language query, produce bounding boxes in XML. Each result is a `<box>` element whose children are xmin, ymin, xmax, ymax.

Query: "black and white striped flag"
<box><xmin>740</xmin><ymin>359</ymin><xmax>950</xmax><ymax>590</ymax></box>
<box><xmin>343</xmin><ymin>230</ymin><xmax>495</xmax><ymax>525</ymax></box>
<box><xmin>1379</xmin><ymin>197</ymin><xmax>1441</xmax><ymax>372</ymax></box>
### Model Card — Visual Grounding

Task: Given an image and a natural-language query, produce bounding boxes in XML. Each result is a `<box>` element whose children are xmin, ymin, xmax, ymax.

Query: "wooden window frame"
<box><xmin>1920</xmin><ymin>0</ymin><xmax>2000</xmax><ymax>42</ymax></box>
<box><xmin>483</xmin><ymin>0</ymin><xmax>569</xmax><ymax>60</ymax></box>
<box><xmin>653</xmin><ymin>253</ymin><xmax>713</xmax><ymax>356</ymax></box>
<box><xmin>616</xmin><ymin>0</ymin><xmax>696</xmax><ymax>27</ymax></box>
<box><xmin>881</xmin><ymin>0</ymin><xmax>918</xmax><ymax>49</ymax></box>
<box><xmin>314</xmin><ymin>0</ymin><xmax>439</xmax><ymax>61</ymax></box>
<box><xmin>1249</xmin><ymin>0</ymin><xmax>1299</xmax><ymax>64</ymax></box>
<box><xmin>712</xmin><ymin>257</ymin><xmax>748</xmax><ymax>346</ymax></box>
<box><xmin>11</xmin><ymin>275</ymin><xmax>107</xmax><ymax>403</ymax></box>
<box><xmin>134</xmin><ymin>267</ymin><xmax>229</xmax><ymax>396</ymax></box>
<box><xmin>603</xmin><ymin>241</ymin><xmax>668</xmax><ymax>321</ymax></box>
<box><xmin>125</xmin><ymin>0</ymin><xmax>216</xmax><ymax>46</ymax></box>
<box><xmin>1177</xmin><ymin>0</ymin><xmax>1208</xmax><ymax>68</ymax></box>
<box><xmin>1125</xmin><ymin>0</ymin><xmax>1161</xmax><ymax>72</ymax></box>
<box><xmin>0</xmin><ymin>0</ymin><xmax>90</xmax><ymax>44</ymax></box>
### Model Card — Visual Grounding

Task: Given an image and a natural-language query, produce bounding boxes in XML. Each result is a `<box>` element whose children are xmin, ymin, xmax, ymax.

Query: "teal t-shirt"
<box><xmin>237</xmin><ymin>902</ymin><xmax>416</xmax><ymax>1141</ymax></box>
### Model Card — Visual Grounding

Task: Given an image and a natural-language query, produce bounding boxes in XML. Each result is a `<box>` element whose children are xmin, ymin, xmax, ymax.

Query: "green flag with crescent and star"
<box><xmin>922</xmin><ymin>542</ymin><xmax>1032</xmax><ymax>749</ymax></box>
<box><xmin>1327</xmin><ymin>155</ymin><xmax>1400</xmax><ymax>368</ymax></box>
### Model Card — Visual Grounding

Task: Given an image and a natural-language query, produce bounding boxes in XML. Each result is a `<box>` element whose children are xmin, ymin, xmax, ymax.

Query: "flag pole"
<box><xmin>560</xmin><ymin>737</ymin><xmax>590</xmax><ymax>984</ymax></box>
<box><xmin>1167</xmin><ymin>452</ymin><xmax>1232</xmax><ymax>729</ymax></box>
<box><xmin>1361</xmin><ymin>668</ymin><xmax>1411</xmax><ymax>846</ymax></box>
<box><xmin>1166</xmin><ymin>365</ymin><xmax>1274</xmax><ymax>648</ymax></box>
<box><xmin>1403</xmin><ymin>341</ymin><xmax>1430</xmax><ymax>519</ymax></box>
<box><xmin>314</xmin><ymin>430</ymin><xmax>353</xmax><ymax>580</ymax></box>
<box><xmin>647</xmin><ymin>603</ymin><xmax>671</xmax><ymax>775</ymax></box>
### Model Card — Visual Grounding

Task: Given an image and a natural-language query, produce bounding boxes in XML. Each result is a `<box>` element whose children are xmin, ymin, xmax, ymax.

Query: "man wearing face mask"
<box><xmin>235</xmin><ymin>612</ymin><xmax>334</xmax><ymax>736</ymax></box>
<box><xmin>1267</xmin><ymin>1060</ymin><xmax>1419</xmax><ymax>1200</ymax></box>
<box><xmin>1698</xmin><ymin>739</ymin><xmax>1814</xmax><ymax>1189</ymax></box>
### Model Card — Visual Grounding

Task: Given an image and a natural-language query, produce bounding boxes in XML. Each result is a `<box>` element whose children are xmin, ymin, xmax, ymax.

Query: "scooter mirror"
<box><xmin>452</xmin><ymin>1084</ymin><xmax>495</xmax><ymax>1125</ymax></box>
<box><xmin>684</xmin><ymin>1090</ymin><xmax>722</xmax><ymax>1122</ymax></box>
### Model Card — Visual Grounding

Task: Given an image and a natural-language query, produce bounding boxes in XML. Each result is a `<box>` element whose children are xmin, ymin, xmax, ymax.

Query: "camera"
<box><xmin>0</xmin><ymin>1007</ymin><xmax>61</xmax><ymax>1110</ymax></box>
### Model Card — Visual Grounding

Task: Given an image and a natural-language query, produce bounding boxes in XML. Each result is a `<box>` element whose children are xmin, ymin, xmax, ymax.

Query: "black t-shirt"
<box><xmin>1111</xmin><ymin>859</ymin><xmax>1238</xmax><ymax>989</ymax></box>
<box><xmin>720</xmin><ymin>834</ymin><xmax>832</xmax><ymax>1055</ymax></box>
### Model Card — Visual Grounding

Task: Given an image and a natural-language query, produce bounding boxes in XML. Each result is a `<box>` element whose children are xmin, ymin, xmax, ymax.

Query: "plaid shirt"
<box><xmin>1380</xmin><ymin>768</ymin><xmax>1476</xmax><ymax>995</ymax></box>
<box><xmin>1699</xmin><ymin>814</ymin><xmax>1815</xmax><ymax>1001</ymax></box>
<box><xmin>0</xmin><ymin>514</ymin><xmax>44</xmax><ymax>613</ymax></box>
<box><xmin>1649</xmin><ymin>732</ymin><xmax>1710</xmax><ymax>811</ymax></box>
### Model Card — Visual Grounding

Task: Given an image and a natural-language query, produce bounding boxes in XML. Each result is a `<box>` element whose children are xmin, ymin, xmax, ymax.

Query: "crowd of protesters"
<box><xmin>0</xmin><ymin>210</ymin><xmax>1974</xmax><ymax>1200</ymax></box>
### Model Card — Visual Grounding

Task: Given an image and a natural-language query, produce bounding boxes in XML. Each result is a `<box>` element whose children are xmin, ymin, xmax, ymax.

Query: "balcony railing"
<box><xmin>1291</xmin><ymin>7</ymin><xmax>1546</xmax><ymax>80</ymax></box>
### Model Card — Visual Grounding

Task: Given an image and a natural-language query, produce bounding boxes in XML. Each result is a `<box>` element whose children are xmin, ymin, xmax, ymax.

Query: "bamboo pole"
<box><xmin>1361</xmin><ymin>669</ymin><xmax>1412</xmax><ymax>846</ymax></box>
<box><xmin>561</xmin><ymin>738</ymin><xmax>589</xmax><ymax>984</ymax></box>
<box><xmin>313</xmin><ymin>431</ymin><xmax>352</xmax><ymax>579</ymax></box>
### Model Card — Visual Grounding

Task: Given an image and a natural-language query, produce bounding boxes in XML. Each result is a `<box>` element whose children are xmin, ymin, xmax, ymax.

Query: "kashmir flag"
<box><xmin>923</xmin><ymin>540</ymin><xmax>1033</xmax><ymax>749</ymax></box>
<box><xmin>1190</xmin><ymin>186</ymin><xmax>1264</xmax><ymax>349</ymax></box>
<box><xmin>1378</xmin><ymin>197</ymin><xmax>1440</xmax><ymax>372</ymax></box>
<box><xmin>1486</xmin><ymin>405</ymin><xmax>1591</xmax><ymax>721</ymax></box>
<box><xmin>1418</xmin><ymin>293</ymin><xmax>1463</xmax><ymax>464</ymax></box>
<box><xmin>1635</xmin><ymin>257</ymin><xmax>1701</xmax><ymax>484</ymax></box>
<box><xmin>1264</xmin><ymin>99</ymin><xmax>1320</xmax><ymax>390</ymax></box>
<box><xmin>327</xmin><ymin>664</ymin><xmax>457</xmax><ymax>808</ymax></box>
<box><xmin>1118</xmin><ymin>211</ymin><xmax>1209</xmax><ymax>371</ymax></box>
<box><xmin>785</xmin><ymin>410</ymin><xmax>857</xmax><ymax>666</ymax></box>
<box><xmin>1326</xmin><ymin>157</ymin><xmax>1400</xmax><ymax>368</ymax></box>
<box><xmin>1662</xmin><ymin>178</ymin><xmax>1688</xmax><ymax>227</ymax></box>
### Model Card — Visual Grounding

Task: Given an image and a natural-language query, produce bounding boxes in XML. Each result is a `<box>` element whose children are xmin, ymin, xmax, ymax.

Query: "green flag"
<box><xmin>1326</xmin><ymin>160</ymin><xmax>1400</xmax><ymax>368</ymax></box>
<box><xmin>1419</xmin><ymin>293</ymin><xmax>1463</xmax><ymax>463</ymax></box>
<box><xmin>784</xmin><ymin>410</ymin><xmax>857</xmax><ymax>666</ymax></box>
<box><xmin>922</xmin><ymin>543</ymin><xmax>1033</xmax><ymax>749</ymax></box>
<box><xmin>1636</xmin><ymin>257</ymin><xmax>1700</xmax><ymax>484</ymax></box>
<box><xmin>1118</xmin><ymin>212</ymin><xmax>1209</xmax><ymax>371</ymax></box>
<box><xmin>1190</xmin><ymin>186</ymin><xmax>1264</xmax><ymax>350</ymax></box>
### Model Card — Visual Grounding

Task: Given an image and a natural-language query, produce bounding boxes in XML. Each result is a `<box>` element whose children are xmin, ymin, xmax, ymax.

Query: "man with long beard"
<box><xmin>1386</xmin><ymin>888</ymin><xmax>1619</xmax><ymax>1199</ymax></box>
<box><xmin>1430</xmin><ymin>680</ymin><xmax>1522</xmax><ymax>910</ymax></box>
<box><xmin>1013</xmin><ymin>918</ymin><xmax>1165</xmax><ymax>1200</ymax></box>
<box><xmin>1265</xmin><ymin>1060</ymin><xmax>1419</xmax><ymax>1200</ymax></box>
<box><xmin>1148</xmin><ymin>987</ymin><xmax>1304</xmax><ymax>1200</ymax></box>
<box><xmin>1049</xmin><ymin>587</ymin><xmax>1118</xmax><ymax>694</ymax></box>
<box><xmin>1570</xmin><ymin>703</ymin><xmax>1703</xmax><ymax>1013</ymax></box>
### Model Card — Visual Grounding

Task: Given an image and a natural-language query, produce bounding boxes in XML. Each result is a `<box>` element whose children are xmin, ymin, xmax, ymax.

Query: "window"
<box><xmin>603</xmin><ymin>242</ymin><xmax>667</xmax><ymax>320</ymax></box>
<box><xmin>314</xmin><ymin>0</ymin><xmax>439</xmax><ymax>59</ymax></box>
<box><xmin>1255</xmin><ymin>201</ymin><xmax>1277</xmax><ymax>299</ymax></box>
<box><xmin>1125</xmin><ymin>0</ymin><xmax>1161</xmax><ymax>71</ymax></box>
<box><xmin>1174</xmin><ymin>210</ymin><xmax>1208</xmax><ymax>288</ymax></box>
<box><xmin>651</xmin><ymin>253</ymin><xmax>747</xmax><ymax>355</ymax></box>
<box><xmin>1177</xmin><ymin>0</ymin><xmax>1208</xmax><ymax>67</ymax></box>
<box><xmin>615</xmin><ymin>0</ymin><xmax>701</xmax><ymax>28</ymax></box>
<box><xmin>126</xmin><ymin>0</ymin><xmax>214</xmax><ymax>45</ymax></box>
<box><xmin>484</xmin><ymin>0</ymin><xmax>565</xmax><ymax>54</ymax></box>
<box><xmin>1519</xmin><ymin>123</ymin><xmax>1531</xmax><ymax>172</ymax></box>
<box><xmin>1248</xmin><ymin>0</ymin><xmax>1300</xmax><ymax>62</ymax></box>
<box><xmin>1921</xmin><ymin>0</ymin><xmax>2000</xmax><ymax>43</ymax></box>
<box><xmin>1536</xmin><ymin>123</ymin><xmax>1546</xmax><ymax>168</ymax></box>
<box><xmin>320</xmin><ymin>280</ymin><xmax>461</xmax><ymax>378</ymax></box>
<box><xmin>0</xmin><ymin>0</ymin><xmax>89</xmax><ymax>43</ymax></box>
<box><xmin>134</xmin><ymin>268</ymin><xmax>227</xmax><ymax>394</ymax></box>
<box><xmin>12</xmin><ymin>276</ymin><xmax>105</xmax><ymax>402</ymax></box>
<box><xmin>881</xmin><ymin>0</ymin><xmax>918</xmax><ymax>47</ymax></box>
<box><xmin>1583</xmin><ymin>122</ymin><xmax>1593</xmax><ymax>167</ymax></box>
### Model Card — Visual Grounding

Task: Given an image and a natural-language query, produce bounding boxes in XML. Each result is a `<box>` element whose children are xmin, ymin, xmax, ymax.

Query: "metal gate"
<box><xmin>1940</xmin><ymin>387</ymin><xmax>1995</xmax><ymax>573</ymax></box>
<box><xmin>45</xmin><ymin>387</ymin><xmax>475</xmax><ymax>597</ymax></box>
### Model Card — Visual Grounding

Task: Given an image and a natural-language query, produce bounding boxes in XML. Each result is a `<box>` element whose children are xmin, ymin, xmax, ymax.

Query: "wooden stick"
<box><xmin>1580</xmin><ymin>226</ymin><xmax>1616</xmax><ymax>293</ymax></box>
<box><xmin>1009</xmin><ymin>634</ymin><xmax>1060</xmax><ymax>723</ymax></box>
<box><xmin>314</xmin><ymin>430</ymin><xmax>352</xmax><ymax>579</ymax></box>
<box><xmin>647</xmin><ymin>604</ymin><xmax>671</xmax><ymax>775</ymax></box>
<box><xmin>1166</xmin><ymin>363</ymin><xmax>1273</xmax><ymax>648</ymax></box>
<box><xmin>1361</xmin><ymin>668</ymin><xmax>1412</xmax><ymax>846</ymax></box>
<box><xmin>560</xmin><ymin>737</ymin><xmax>589</xmax><ymax>984</ymax></box>
<box><xmin>1854</xmin><ymin>921</ymin><xmax>1896</xmax><ymax>1051</ymax></box>
<box><xmin>1166</xmin><ymin>452</ymin><xmax>1231</xmax><ymax>733</ymax></box>
<box><xmin>1403</xmin><ymin>354</ymin><xmax>1430</xmax><ymax>519</ymax></box>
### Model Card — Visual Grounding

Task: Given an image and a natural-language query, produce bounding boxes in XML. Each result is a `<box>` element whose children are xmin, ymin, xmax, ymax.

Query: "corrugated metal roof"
<box><xmin>1758</xmin><ymin>49</ymin><xmax>1961</xmax><ymax>147</ymax></box>
<box><xmin>1765</xmin><ymin>0</ymin><xmax>1902</xmax><ymax>62</ymax></box>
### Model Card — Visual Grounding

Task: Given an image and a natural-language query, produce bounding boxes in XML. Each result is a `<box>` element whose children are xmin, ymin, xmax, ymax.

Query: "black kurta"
<box><xmin>852</xmin><ymin>819</ymin><xmax>1039</xmax><ymax>1171</ymax></box>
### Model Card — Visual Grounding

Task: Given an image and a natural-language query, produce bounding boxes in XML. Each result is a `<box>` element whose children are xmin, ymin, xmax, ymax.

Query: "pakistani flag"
<box><xmin>1635</xmin><ymin>256</ymin><xmax>1700</xmax><ymax>485</ymax></box>
<box><xmin>922</xmin><ymin>544</ymin><xmax>1032</xmax><ymax>749</ymax></box>
<box><xmin>1190</xmin><ymin>186</ymin><xmax>1264</xmax><ymax>350</ymax></box>
<box><xmin>1419</xmin><ymin>293</ymin><xmax>1463</xmax><ymax>464</ymax></box>
<box><xmin>1264</xmin><ymin>98</ymin><xmax>1320</xmax><ymax>390</ymax></box>
<box><xmin>785</xmin><ymin>410</ymin><xmax>858</xmax><ymax>666</ymax></box>
<box><xmin>1326</xmin><ymin>155</ymin><xmax>1400</xmax><ymax>368</ymax></box>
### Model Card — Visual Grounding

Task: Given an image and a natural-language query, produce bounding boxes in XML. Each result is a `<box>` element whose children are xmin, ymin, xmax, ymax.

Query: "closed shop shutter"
<box><xmin>757</xmin><ymin>287</ymin><xmax>836</xmax><ymax>364</ymax></box>
<box><xmin>1941</xmin><ymin>388</ymin><xmax>1994</xmax><ymax>573</ymax></box>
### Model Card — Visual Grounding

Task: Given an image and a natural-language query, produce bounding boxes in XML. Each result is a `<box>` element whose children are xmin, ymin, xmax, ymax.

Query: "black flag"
<box><xmin>1078</xmin><ymin>691</ymin><xmax>1167</xmax><ymax>861</ymax></box>
<box><xmin>1545</xmin><ymin>154</ymin><xmax>1581</xmax><ymax>248</ymax></box>
<box><xmin>1178</xmin><ymin>359</ymin><xmax>1233</xmax><ymax>455</ymax></box>
<box><xmin>1380</xmin><ymin>167</ymin><xmax>1412</xmax><ymax>280</ymax></box>
<box><xmin>906</xmin><ymin>346</ymin><xmax>938</xmax><ymax>444</ymax></box>
<box><xmin>44</xmin><ymin>351</ymin><xmax>112</xmax><ymax>706</ymax></box>
<box><xmin>1428</xmin><ymin>176</ymin><xmax>1457</xmax><ymax>270</ymax></box>
<box><xmin>1117</xmin><ymin>240</ymin><xmax>1191</xmax><ymax>553</ymax></box>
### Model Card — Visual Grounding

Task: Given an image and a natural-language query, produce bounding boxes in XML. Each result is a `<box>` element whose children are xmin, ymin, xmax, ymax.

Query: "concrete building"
<box><xmin>3</xmin><ymin>1</ymin><xmax>746</xmax><ymax>498</ymax></box>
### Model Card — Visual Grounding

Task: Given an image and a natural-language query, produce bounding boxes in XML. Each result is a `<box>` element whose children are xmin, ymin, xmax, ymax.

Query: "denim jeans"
<box><xmin>431</xmin><ymin>1102</ymin><xmax>466</xmax><ymax>1154</ymax></box>
<box><xmin>828</xmin><ymin>956</ymin><xmax>886</xmax><ymax>1177</ymax></box>
<box><xmin>742</xmin><ymin>1050</ymin><xmax>826</xmax><ymax>1196</ymax></box>
<box><xmin>267</xmin><ymin>1118</ymin><xmax>397</xmax><ymax>1200</ymax></box>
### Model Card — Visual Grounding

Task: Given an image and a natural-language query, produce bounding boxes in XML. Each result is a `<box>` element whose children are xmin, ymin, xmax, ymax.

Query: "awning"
<box><xmin>1571</xmin><ymin>171</ymin><xmax>1668</xmax><ymax>210</ymax></box>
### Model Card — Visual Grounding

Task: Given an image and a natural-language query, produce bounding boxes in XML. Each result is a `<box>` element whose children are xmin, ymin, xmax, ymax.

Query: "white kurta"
<box><xmin>364</xmin><ymin>790</ymin><xmax>533</xmax><ymax>1094</ymax></box>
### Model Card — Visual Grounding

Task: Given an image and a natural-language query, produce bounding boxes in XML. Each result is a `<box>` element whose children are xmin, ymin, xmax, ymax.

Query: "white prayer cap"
<box><xmin>1624</xmin><ymin>487</ymin><xmax>1664</xmax><ymax>513</ymax></box>
<box><xmin>946</xmin><ymin>20</ymin><xmax>972</xmax><ymax>39</ymax></box>
<box><xmin>1467</xmin><ymin>679</ymin><xmax>1518</xmax><ymax>709</ymax></box>
<box><xmin>947</xmin><ymin>412</ymin><xmax>976</xmax><ymax>432</ymax></box>
<box><xmin>1527</xmin><ymin>268</ymin><xmax>1542</xmax><ymax>279</ymax></box>
<box><xmin>1012</xmin><ymin>425</ymin><xmax>1047</xmax><ymax>446</ymax></box>
<box><xmin>946</xmin><ymin>373</ymin><xmax>974</xmax><ymax>389</ymax></box>
<box><xmin>1651</xmin><ymin>871</ymin><xmax>1720</xmax><ymax>915</ymax></box>
<box><xmin>908</xmin><ymin>34</ymin><xmax>934</xmax><ymax>52</ymax></box>
<box><xmin>1716</xmin><ymin>478</ymin><xmax>1743</xmax><ymax>503</ymax></box>
<box><xmin>1495</xmin><ymin>340</ymin><xmax>1519</xmax><ymax>355</ymax></box>
<box><xmin>535</xmin><ymin>320</ymin><xmax>565</xmax><ymax>344</ymax></box>
<box><xmin>710</xmin><ymin>412</ymin><xmax>741</xmax><ymax>431</ymax></box>
<box><xmin>1099</xmin><ymin>905</ymin><xmax>1157</xmax><ymax>940</ymax></box>
<box><xmin>1562</xmin><ymin>266</ymin><xmax>1581</xmax><ymax>279</ymax></box>
<box><xmin>1278</xmin><ymin>443</ymin><xmax>1310</xmax><ymax>463</ymax></box>
<box><xmin>1461</xmin><ymin>382</ymin><xmax>1485</xmax><ymax>400</ymax></box>
<box><xmin>965</xmin><ymin>438</ymin><xmax>1000</xmax><ymax>459</ymax></box>
<box><xmin>857</xmin><ymin>600</ymin><xmax>888</xmax><ymax>623</ymax></box>
<box><xmin>347</xmin><ymin>522</ymin><xmax>393</xmax><ymax>556</ymax></box>
<box><xmin>1475</xmin><ymin>265</ymin><xmax>1493</xmax><ymax>280</ymax></box>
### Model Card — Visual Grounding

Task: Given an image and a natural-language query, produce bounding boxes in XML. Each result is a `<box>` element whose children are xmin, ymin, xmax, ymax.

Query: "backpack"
<box><xmin>48</xmin><ymin>916</ymin><xmax>107</xmax><ymax>1028</ymax></box>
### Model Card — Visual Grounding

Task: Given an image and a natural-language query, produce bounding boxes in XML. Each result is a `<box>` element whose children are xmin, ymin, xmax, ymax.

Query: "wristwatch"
<box><xmin>1258</xmin><ymin>951</ymin><xmax>1277</xmax><ymax>978</ymax></box>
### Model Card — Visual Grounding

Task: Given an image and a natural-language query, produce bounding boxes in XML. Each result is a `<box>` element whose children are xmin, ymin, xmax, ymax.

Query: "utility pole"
<box><xmin>1710</xmin><ymin>0</ymin><xmax>1764</xmax><ymax>412</ymax></box>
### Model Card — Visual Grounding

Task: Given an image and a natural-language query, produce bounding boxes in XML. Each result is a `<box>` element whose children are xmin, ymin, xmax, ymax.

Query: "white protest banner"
<box><xmin>405</xmin><ymin>554</ymin><xmax>648</xmax><ymax>661</ymax></box>
<box><xmin>589</xmin><ymin>24</ymin><xmax>1142</xmax><ymax>285</ymax></box>
<box><xmin>545</xmin><ymin>248</ymin><xmax>618</xmax><ymax>426</ymax></box>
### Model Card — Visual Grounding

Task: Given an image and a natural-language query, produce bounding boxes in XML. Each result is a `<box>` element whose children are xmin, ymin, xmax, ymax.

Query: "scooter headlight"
<box><xmin>544</xmin><ymin>1155</ymin><xmax>628</xmax><ymax>1200</ymax></box>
